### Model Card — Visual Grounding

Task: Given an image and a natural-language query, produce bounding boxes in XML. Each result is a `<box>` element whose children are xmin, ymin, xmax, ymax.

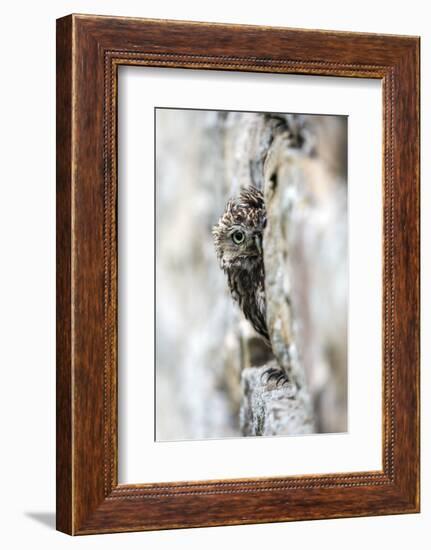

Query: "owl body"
<box><xmin>213</xmin><ymin>186</ymin><xmax>270</xmax><ymax>343</ymax></box>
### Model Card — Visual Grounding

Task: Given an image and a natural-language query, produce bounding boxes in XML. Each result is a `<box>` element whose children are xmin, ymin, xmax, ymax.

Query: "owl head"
<box><xmin>213</xmin><ymin>186</ymin><xmax>266</xmax><ymax>270</ymax></box>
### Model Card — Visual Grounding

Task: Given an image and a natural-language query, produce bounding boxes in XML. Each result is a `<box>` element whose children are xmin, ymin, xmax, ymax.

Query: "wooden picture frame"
<box><xmin>56</xmin><ymin>14</ymin><xmax>420</xmax><ymax>535</ymax></box>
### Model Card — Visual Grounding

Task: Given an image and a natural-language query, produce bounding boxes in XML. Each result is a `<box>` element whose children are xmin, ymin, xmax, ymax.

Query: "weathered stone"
<box><xmin>240</xmin><ymin>363</ymin><xmax>314</xmax><ymax>436</ymax></box>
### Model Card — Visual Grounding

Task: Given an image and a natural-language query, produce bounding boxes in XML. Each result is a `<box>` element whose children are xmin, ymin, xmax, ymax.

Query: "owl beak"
<box><xmin>254</xmin><ymin>234</ymin><xmax>262</xmax><ymax>255</ymax></box>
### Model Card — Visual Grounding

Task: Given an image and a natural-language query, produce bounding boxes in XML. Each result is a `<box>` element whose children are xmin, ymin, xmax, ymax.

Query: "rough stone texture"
<box><xmin>155</xmin><ymin>109</ymin><xmax>347</xmax><ymax>440</ymax></box>
<box><xmin>240</xmin><ymin>362</ymin><xmax>314</xmax><ymax>436</ymax></box>
<box><xmin>237</xmin><ymin>116</ymin><xmax>347</xmax><ymax>436</ymax></box>
<box><xmin>237</xmin><ymin>121</ymin><xmax>316</xmax><ymax>436</ymax></box>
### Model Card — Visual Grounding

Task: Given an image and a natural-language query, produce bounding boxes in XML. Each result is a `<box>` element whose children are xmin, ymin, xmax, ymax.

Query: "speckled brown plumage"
<box><xmin>213</xmin><ymin>186</ymin><xmax>269</xmax><ymax>343</ymax></box>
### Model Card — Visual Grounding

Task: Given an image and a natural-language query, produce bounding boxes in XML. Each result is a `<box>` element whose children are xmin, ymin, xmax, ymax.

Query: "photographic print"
<box><xmin>155</xmin><ymin>107</ymin><xmax>348</xmax><ymax>442</ymax></box>
<box><xmin>56</xmin><ymin>16</ymin><xmax>420</xmax><ymax>533</ymax></box>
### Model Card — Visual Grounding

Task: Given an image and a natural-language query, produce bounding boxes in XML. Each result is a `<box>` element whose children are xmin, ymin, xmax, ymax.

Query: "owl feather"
<box><xmin>213</xmin><ymin>186</ymin><xmax>270</xmax><ymax>344</ymax></box>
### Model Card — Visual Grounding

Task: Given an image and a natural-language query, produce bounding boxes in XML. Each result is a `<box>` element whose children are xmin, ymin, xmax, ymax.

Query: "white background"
<box><xmin>119</xmin><ymin>68</ymin><xmax>382</xmax><ymax>483</ymax></box>
<box><xmin>0</xmin><ymin>1</ymin><xmax>428</xmax><ymax>548</ymax></box>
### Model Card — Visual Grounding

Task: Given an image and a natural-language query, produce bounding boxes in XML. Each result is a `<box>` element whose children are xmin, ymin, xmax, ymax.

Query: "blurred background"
<box><xmin>155</xmin><ymin>108</ymin><xmax>347</xmax><ymax>441</ymax></box>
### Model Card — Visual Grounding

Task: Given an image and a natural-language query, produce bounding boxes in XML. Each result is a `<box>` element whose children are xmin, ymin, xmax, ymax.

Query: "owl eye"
<box><xmin>232</xmin><ymin>230</ymin><xmax>245</xmax><ymax>245</ymax></box>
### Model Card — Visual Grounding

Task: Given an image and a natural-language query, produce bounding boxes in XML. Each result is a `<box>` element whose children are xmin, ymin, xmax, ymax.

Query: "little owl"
<box><xmin>213</xmin><ymin>186</ymin><xmax>270</xmax><ymax>345</ymax></box>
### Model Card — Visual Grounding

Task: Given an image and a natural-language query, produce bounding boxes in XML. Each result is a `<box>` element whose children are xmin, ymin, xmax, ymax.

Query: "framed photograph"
<box><xmin>56</xmin><ymin>14</ymin><xmax>420</xmax><ymax>534</ymax></box>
